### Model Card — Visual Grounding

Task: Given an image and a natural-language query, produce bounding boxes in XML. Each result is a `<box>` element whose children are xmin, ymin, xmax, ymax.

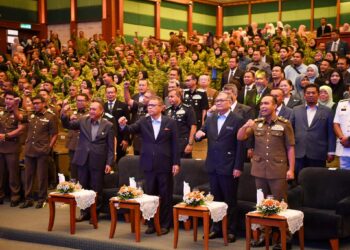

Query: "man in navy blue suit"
<box><xmin>195</xmin><ymin>91</ymin><xmax>245</xmax><ymax>243</ymax></box>
<box><xmin>118</xmin><ymin>96</ymin><xmax>180</xmax><ymax>235</ymax></box>
<box><xmin>291</xmin><ymin>84</ymin><xmax>336</xmax><ymax>177</ymax></box>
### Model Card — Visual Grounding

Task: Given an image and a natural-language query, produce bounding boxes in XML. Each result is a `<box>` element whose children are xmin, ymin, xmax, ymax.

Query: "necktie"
<box><xmin>244</xmin><ymin>86</ymin><xmax>250</xmax><ymax>105</ymax></box>
<box><xmin>332</xmin><ymin>42</ymin><xmax>337</xmax><ymax>52</ymax></box>
<box><xmin>229</xmin><ymin>70</ymin><xmax>234</xmax><ymax>82</ymax></box>
<box><xmin>109</xmin><ymin>102</ymin><xmax>113</xmax><ymax>112</ymax></box>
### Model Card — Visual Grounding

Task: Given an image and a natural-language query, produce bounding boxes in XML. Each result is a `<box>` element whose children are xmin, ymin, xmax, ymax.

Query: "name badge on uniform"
<box><xmin>226</xmin><ymin>126</ymin><xmax>234</xmax><ymax>130</ymax></box>
<box><xmin>117</xmin><ymin>108</ymin><xmax>122</xmax><ymax>110</ymax></box>
<box><xmin>176</xmin><ymin>109</ymin><xmax>185</xmax><ymax>115</ymax></box>
<box><xmin>73</xmin><ymin>111</ymin><xmax>77</xmax><ymax>115</ymax></box>
<box><xmin>31</xmin><ymin>114</ymin><xmax>35</xmax><ymax>119</ymax></box>
<box><xmin>271</xmin><ymin>124</ymin><xmax>284</xmax><ymax>131</ymax></box>
<box><xmin>40</xmin><ymin>118</ymin><xmax>49</xmax><ymax>122</ymax></box>
<box><xmin>0</xmin><ymin>111</ymin><xmax>3</xmax><ymax>116</ymax></box>
<box><xmin>192</xmin><ymin>94</ymin><xmax>202</xmax><ymax>100</ymax></box>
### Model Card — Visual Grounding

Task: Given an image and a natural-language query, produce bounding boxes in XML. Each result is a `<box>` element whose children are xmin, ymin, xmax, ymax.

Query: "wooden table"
<box><xmin>245</xmin><ymin>212</ymin><xmax>304</xmax><ymax>250</ymax></box>
<box><xmin>173</xmin><ymin>203</ymin><xmax>228</xmax><ymax>250</ymax></box>
<box><xmin>48</xmin><ymin>193</ymin><xmax>98</xmax><ymax>234</ymax></box>
<box><xmin>109</xmin><ymin>197</ymin><xmax>161</xmax><ymax>242</ymax></box>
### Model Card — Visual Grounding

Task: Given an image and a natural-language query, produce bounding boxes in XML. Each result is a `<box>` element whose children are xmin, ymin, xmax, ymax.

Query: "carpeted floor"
<box><xmin>1</xmin><ymin>201</ymin><xmax>349</xmax><ymax>250</ymax></box>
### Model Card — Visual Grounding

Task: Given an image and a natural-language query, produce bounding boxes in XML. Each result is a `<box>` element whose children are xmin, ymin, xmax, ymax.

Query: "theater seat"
<box><xmin>288</xmin><ymin>167</ymin><xmax>350</xmax><ymax>250</ymax></box>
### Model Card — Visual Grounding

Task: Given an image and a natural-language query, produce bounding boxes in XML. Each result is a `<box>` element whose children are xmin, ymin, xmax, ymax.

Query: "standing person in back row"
<box><xmin>118</xmin><ymin>96</ymin><xmax>180</xmax><ymax>235</ymax></box>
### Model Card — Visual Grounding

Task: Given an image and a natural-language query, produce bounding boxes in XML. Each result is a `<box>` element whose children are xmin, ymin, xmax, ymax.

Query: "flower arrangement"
<box><xmin>117</xmin><ymin>185</ymin><xmax>143</xmax><ymax>200</ymax></box>
<box><xmin>56</xmin><ymin>181</ymin><xmax>76</xmax><ymax>194</ymax></box>
<box><xmin>183</xmin><ymin>191</ymin><xmax>205</xmax><ymax>206</ymax></box>
<box><xmin>256</xmin><ymin>198</ymin><xmax>287</xmax><ymax>216</ymax></box>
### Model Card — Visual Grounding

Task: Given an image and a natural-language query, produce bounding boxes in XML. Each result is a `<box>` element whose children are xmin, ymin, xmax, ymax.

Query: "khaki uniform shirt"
<box><xmin>251</xmin><ymin>116</ymin><xmax>295</xmax><ymax>179</ymax></box>
<box><xmin>0</xmin><ymin>108</ymin><xmax>22</xmax><ymax>153</ymax></box>
<box><xmin>24</xmin><ymin>110</ymin><xmax>59</xmax><ymax>157</ymax></box>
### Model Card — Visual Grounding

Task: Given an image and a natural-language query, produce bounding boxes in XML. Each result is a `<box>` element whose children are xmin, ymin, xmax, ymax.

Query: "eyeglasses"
<box><xmin>147</xmin><ymin>104</ymin><xmax>161</xmax><ymax>108</ymax></box>
<box><xmin>215</xmin><ymin>99</ymin><xmax>229</xmax><ymax>103</ymax></box>
<box><xmin>33</xmin><ymin>102</ymin><xmax>42</xmax><ymax>105</ymax></box>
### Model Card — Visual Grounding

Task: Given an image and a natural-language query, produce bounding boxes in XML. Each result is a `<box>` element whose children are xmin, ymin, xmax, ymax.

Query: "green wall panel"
<box><xmin>0</xmin><ymin>0</ymin><xmax>37</xmax><ymax>23</ymax></box>
<box><xmin>193</xmin><ymin>2</ymin><xmax>216</xmax><ymax>34</ymax></box>
<box><xmin>77</xmin><ymin>6</ymin><xmax>102</xmax><ymax>22</ymax></box>
<box><xmin>193</xmin><ymin>2</ymin><xmax>216</xmax><ymax>15</ymax></box>
<box><xmin>223</xmin><ymin>5</ymin><xmax>248</xmax><ymax>16</ymax></box>
<box><xmin>47</xmin><ymin>0</ymin><xmax>70</xmax><ymax>24</ymax></box>
<box><xmin>161</xmin><ymin>1</ymin><xmax>187</xmax><ymax>11</ymax></box>
<box><xmin>282</xmin><ymin>0</ymin><xmax>311</xmax><ymax>11</ymax></box>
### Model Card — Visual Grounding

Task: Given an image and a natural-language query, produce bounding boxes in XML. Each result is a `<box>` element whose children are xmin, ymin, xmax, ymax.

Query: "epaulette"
<box><xmin>165</xmin><ymin>106</ymin><xmax>171</xmax><ymax>111</ymax></box>
<box><xmin>104</xmin><ymin>113</ymin><xmax>113</xmax><ymax>119</ymax></box>
<box><xmin>254</xmin><ymin>117</ymin><xmax>265</xmax><ymax>123</ymax></box>
<box><xmin>183</xmin><ymin>88</ymin><xmax>190</xmax><ymax>92</ymax></box>
<box><xmin>277</xmin><ymin>116</ymin><xmax>288</xmax><ymax>123</ymax></box>
<box><xmin>196</xmin><ymin>89</ymin><xmax>205</xmax><ymax>92</ymax></box>
<box><xmin>339</xmin><ymin>98</ymin><xmax>350</xmax><ymax>102</ymax></box>
<box><xmin>183</xmin><ymin>103</ymin><xmax>191</xmax><ymax>108</ymax></box>
<box><xmin>47</xmin><ymin>109</ymin><xmax>55</xmax><ymax>115</ymax></box>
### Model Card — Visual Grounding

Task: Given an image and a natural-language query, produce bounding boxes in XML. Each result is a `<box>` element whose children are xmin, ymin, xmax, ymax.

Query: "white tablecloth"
<box><xmin>179</xmin><ymin>201</ymin><xmax>228</xmax><ymax>222</ymax></box>
<box><xmin>114</xmin><ymin>194</ymin><xmax>160</xmax><ymax>220</ymax></box>
<box><xmin>50</xmin><ymin>190</ymin><xmax>96</xmax><ymax>210</ymax></box>
<box><xmin>251</xmin><ymin>209</ymin><xmax>304</xmax><ymax>234</ymax></box>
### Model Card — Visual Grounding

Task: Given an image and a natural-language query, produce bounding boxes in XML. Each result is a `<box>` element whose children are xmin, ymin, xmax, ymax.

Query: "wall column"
<box><xmin>216</xmin><ymin>5</ymin><xmax>223</xmax><ymax>37</ymax></box>
<box><xmin>248</xmin><ymin>0</ymin><xmax>252</xmax><ymax>25</ymax></box>
<box><xmin>70</xmin><ymin>0</ymin><xmax>77</xmax><ymax>35</ymax></box>
<box><xmin>102</xmin><ymin>0</ymin><xmax>112</xmax><ymax>42</ymax></box>
<box><xmin>336</xmin><ymin>0</ymin><xmax>341</xmax><ymax>28</ymax></box>
<box><xmin>278</xmin><ymin>0</ymin><xmax>282</xmax><ymax>22</ymax></box>
<box><xmin>116</xmin><ymin>0</ymin><xmax>124</xmax><ymax>35</ymax></box>
<box><xmin>38</xmin><ymin>0</ymin><xmax>47</xmax><ymax>38</ymax></box>
<box><xmin>187</xmin><ymin>2</ymin><xmax>193</xmax><ymax>39</ymax></box>
<box><xmin>310</xmin><ymin>0</ymin><xmax>314</xmax><ymax>31</ymax></box>
<box><xmin>155</xmin><ymin>0</ymin><xmax>161</xmax><ymax>39</ymax></box>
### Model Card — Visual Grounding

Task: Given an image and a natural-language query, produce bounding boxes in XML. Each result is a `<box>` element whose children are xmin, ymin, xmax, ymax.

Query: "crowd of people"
<box><xmin>1</xmin><ymin>17</ymin><xmax>350</xmax><ymax>249</ymax></box>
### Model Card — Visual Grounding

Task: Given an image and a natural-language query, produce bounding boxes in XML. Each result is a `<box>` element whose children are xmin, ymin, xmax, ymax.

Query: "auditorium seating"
<box><xmin>288</xmin><ymin>167</ymin><xmax>350</xmax><ymax>250</ymax></box>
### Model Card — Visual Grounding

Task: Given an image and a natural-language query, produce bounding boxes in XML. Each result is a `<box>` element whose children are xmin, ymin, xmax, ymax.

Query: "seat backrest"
<box><xmin>173</xmin><ymin>158</ymin><xmax>208</xmax><ymax>195</ymax></box>
<box><xmin>299</xmin><ymin>167</ymin><xmax>350</xmax><ymax>209</ymax></box>
<box><xmin>237</xmin><ymin>163</ymin><xmax>257</xmax><ymax>202</ymax></box>
<box><xmin>117</xmin><ymin>155</ymin><xmax>144</xmax><ymax>187</ymax></box>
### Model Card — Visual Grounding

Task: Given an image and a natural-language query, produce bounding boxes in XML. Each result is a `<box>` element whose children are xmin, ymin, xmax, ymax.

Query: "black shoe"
<box><xmin>0</xmin><ymin>199</ymin><xmax>3</xmax><ymax>205</ymax></box>
<box><xmin>227</xmin><ymin>234</ymin><xmax>236</xmax><ymax>243</ymax></box>
<box><xmin>20</xmin><ymin>200</ymin><xmax>34</xmax><ymax>209</ymax></box>
<box><xmin>160</xmin><ymin>228</ymin><xmax>169</xmax><ymax>235</ymax></box>
<box><xmin>145</xmin><ymin>226</ymin><xmax>156</xmax><ymax>234</ymax></box>
<box><xmin>35</xmin><ymin>201</ymin><xmax>44</xmax><ymax>209</ymax></box>
<box><xmin>250</xmin><ymin>237</ymin><xmax>265</xmax><ymax>247</ymax></box>
<box><xmin>10</xmin><ymin>200</ymin><xmax>20</xmax><ymax>207</ymax></box>
<box><xmin>207</xmin><ymin>231</ymin><xmax>222</xmax><ymax>240</ymax></box>
<box><xmin>76</xmin><ymin>214</ymin><xmax>90</xmax><ymax>222</ymax></box>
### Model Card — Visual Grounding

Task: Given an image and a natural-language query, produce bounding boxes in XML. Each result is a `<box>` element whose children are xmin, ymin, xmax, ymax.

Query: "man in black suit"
<box><xmin>259</xmin><ymin>45</ymin><xmax>274</xmax><ymax>69</ymax></box>
<box><xmin>104</xmin><ymin>85</ymin><xmax>130</xmax><ymax>162</ymax></box>
<box><xmin>290</xmin><ymin>84</ymin><xmax>336</xmax><ymax>177</ymax></box>
<box><xmin>221</xmin><ymin>57</ymin><xmax>244</xmax><ymax>90</ymax></box>
<box><xmin>195</xmin><ymin>92</ymin><xmax>245</xmax><ymax>243</ymax></box>
<box><xmin>237</xmin><ymin>70</ymin><xmax>256</xmax><ymax>105</ymax></box>
<box><xmin>271</xmin><ymin>88</ymin><xmax>293</xmax><ymax>120</ymax></box>
<box><xmin>118</xmin><ymin>96</ymin><xmax>180</xmax><ymax>235</ymax></box>
<box><xmin>326</xmin><ymin>29</ymin><xmax>349</xmax><ymax>57</ymax></box>
<box><xmin>317</xmin><ymin>17</ymin><xmax>332</xmax><ymax>37</ymax></box>
<box><xmin>61</xmin><ymin>100</ymin><xmax>115</xmax><ymax>220</ymax></box>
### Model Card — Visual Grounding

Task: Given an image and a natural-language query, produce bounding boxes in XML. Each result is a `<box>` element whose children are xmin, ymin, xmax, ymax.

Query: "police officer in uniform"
<box><xmin>182</xmin><ymin>74</ymin><xmax>209</xmax><ymax>130</ymax></box>
<box><xmin>0</xmin><ymin>91</ymin><xmax>25</xmax><ymax>206</ymax></box>
<box><xmin>166</xmin><ymin>89</ymin><xmax>197</xmax><ymax>158</ymax></box>
<box><xmin>15</xmin><ymin>95</ymin><xmax>58</xmax><ymax>209</ymax></box>
<box><xmin>65</xmin><ymin>93</ymin><xmax>89</xmax><ymax>180</ymax></box>
<box><xmin>238</xmin><ymin>95</ymin><xmax>295</xmax><ymax>201</ymax></box>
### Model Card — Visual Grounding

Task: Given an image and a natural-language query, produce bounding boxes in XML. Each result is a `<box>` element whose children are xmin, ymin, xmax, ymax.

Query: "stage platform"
<box><xmin>0</xmin><ymin>201</ymin><xmax>349</xmax><ymax>250</ymax></box>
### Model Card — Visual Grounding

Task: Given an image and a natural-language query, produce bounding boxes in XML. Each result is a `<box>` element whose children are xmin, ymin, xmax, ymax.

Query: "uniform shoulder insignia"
<box><xmin>277</xmin><ymin>116</ymin><xmax>288</xmax><ymax>123</ymax></box>
<box><xmin>165</xmin><ymin>106</ymin><xmax>171</xmax><ymax>111</ymax></box>
<box><xmin>104</xmin><ymin>113</ymin><xmax>113</xmax><ymax>118</ymax></box>
<box><xmin>254</xmin><ymin>118</ymin><xmax>264</xmax><ymax>123</ymax></box>
<box><xmin>183</xmin><ymin>88</ymin><xmax>190</xmax><ymax>92</ymax></box>
<box><xmin>196</xmin><ymin>89</ymin><xmax>205</xmax><ymax>92</ymax></box>
<box><xmin>47</xmin><ymin>109</ymin><xmax>55</xmax><ymax>114</ymax></box>
<box><xmin>339</xmin><ymin>98</ymin><xmax>350</xmax><ymax>102</ymax></box>
<box><xmin>183</xmin><ymin>103</ymin><xmax>191</xmax><ymax>108</ymax></box>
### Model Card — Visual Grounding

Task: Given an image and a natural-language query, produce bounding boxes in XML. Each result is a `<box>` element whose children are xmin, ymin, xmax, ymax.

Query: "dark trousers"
<box><xmin>255</xmin><ymin>177</ymin><xmax>287</xmax><ymax>201</ymax></box>
<box><xmin>295</xmin><ymin>157</ymin><xmax>326</xmax><ymax>178</ymax></box>
<box><xmin>144</xmin><ymin>171</ymin><xmax>173</xmax><ymax>229</ymax></box>
<box><xmin>77</xmin><ymin>155</ymin><xmax>104</xmax><ymax>215</ymax></box>
<box><xmin>209</xmin><ymin>173</ymin><xmax>239</xmax><ymax>235</ymax></box>
<box><xmin>24</xmin><ymin>155</ymin><xmax>49</xmax><ymax>202</ymax></box>
<box><xmin>116</xmin><ymin>144</ymin><xmax>126</xmax><ymax>163</ymax></box>
<box><xmin>68</xmin><ymin>150</ymin><xmax>78</xmax><ymax>180</ymax></box>
<box><xmin>0</xmin><ymin>152</ymin><xmax>20</xmax><ymax>202</ymax></box>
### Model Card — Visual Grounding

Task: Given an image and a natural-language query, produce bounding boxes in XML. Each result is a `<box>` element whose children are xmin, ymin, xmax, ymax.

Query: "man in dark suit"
<box><xmin>260</xmin><ymin>45</ymin><xmax>274</xmax><ymax>69</ymax></box>
<box><xmin>238</xmin><ymin>71</ymin><xmax>256</xmax><ymax>105</ymax></box>
<box><xmin>290</xmin><ymin>84</ymin><xmax>336</xmax><ymax>177</ymax></box>
<box><xmin>317</xmin><ymin>17</ymin><xmax>332</xmax><ymax>37</ymax></box>
<box><xmin>104</xmin><ymin>85</ymin><xmax>130</xmax><ymax>162</ymax></box>
<box><xmin>61</xmin><ymin>100</ymin><xmax>115</xmax><ymax>220</ymax></box>
<box><xmin>118</xmin><ymin>96</ymin><xmax>180</xmax><ymax>235</ymax></box>
<box><xmin>195</xmin><ymin>92</ymin><xmax>245</xmax><ymax>243</ymax></box>
<box><xmin>221</xmin><ymin>57</ymin><xmax>244</xmax><ymax>90</ymax></box>
<box><xmin>326</xmin><ymin>29</ymin><xmax>349</xmax><ymax>57</ymax></box>
<box><xmin>271</xmin><ymin>88</ymin><xmax>293</xmax><ymax>120</ymax></box>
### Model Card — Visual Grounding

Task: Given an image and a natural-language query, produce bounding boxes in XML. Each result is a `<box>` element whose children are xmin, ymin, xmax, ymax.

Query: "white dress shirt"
<box><xmin>217</xmin><ymin>110</ymin><xmax>230</xmax><ymax>135</ymax></box>
<box><xmin>306</xmin><ymin>104</ymin><xmax>318</xmax><ymax>127</ymax></box>
<box><xmin>151</xmin><ymin>116</ymin><xmax>162</xmax><ymax>139</ymax></box>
